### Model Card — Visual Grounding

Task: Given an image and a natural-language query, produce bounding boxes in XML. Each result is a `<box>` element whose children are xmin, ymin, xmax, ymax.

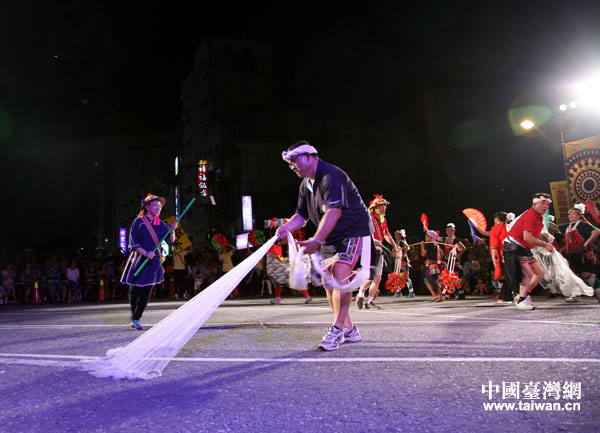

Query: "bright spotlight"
<box><xmin>520</xmin><ymin>119</ymin><xmax>535</xmax><ymax>130</ymax></box>
<box><xmin>569</xmin><ymin>101</ymin><xmax>579</xmax><ymax>109</ymax></box>
<box><xmin>559</xmin><ymin>104</ymin><xmax>568</xmax><ymax>111</ymax></box>
<box><xmin>575</xmin><ymin>74</ymin><xmax>600</xmax><ymax>111</ymax></box>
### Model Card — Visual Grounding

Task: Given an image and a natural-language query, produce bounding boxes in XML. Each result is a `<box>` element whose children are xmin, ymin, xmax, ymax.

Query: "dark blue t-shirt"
<box><xmin>295</xmin><ymin>160</ymin><xmax>371</xmax><ymax>247</ymax></box>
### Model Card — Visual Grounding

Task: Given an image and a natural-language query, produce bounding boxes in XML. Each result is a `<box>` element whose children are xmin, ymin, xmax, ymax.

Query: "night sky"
<box><xmin>1</xmin><ymin>1</ymin><xmax>600</xmax><ymax>252</ymax></box>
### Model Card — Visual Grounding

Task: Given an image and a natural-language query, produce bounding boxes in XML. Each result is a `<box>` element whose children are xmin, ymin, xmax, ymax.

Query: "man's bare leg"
<box><xmin>330</xmin><ymin>263</ymin><xmax>353</xmax><ymax>330</ymax></box>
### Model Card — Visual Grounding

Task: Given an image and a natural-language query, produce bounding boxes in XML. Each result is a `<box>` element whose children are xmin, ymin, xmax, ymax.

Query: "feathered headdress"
<box><xmin>368</xmin><ymin>194</ymin><xmax>390</xmax><ymax>211</ymax></box>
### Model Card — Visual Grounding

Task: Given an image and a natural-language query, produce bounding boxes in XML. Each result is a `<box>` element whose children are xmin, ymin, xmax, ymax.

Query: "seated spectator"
<box><xmin>192</xmin><ymin>259</ymin><xmax>211</xmax><ymax>295</ymax></box>
<box><xmin>86</xmin><ymin>260</ymin><xmax>100</xmax><ymax>300</ymax></box>
<box><xmin>462</xmin><ymin>255</ymin><xmax>482</xmax><ymax>293</ymax></box>
<box><xmin>66</xmin><ymin>261</ymin><xmax>82</xmax><ymax>302</ymax></box>
<box><xmin>2</xmin><ymin>265</ymin><xmax>16</xmax><ymax>304</ymax></box>
<box><xmin>471</xmin><ymin>278</ymin><xmax>490</xmax><ymax>296</ymax></box>
<box><xmin>20</xmin><ymin>262</ymin><xmax>36</xmax><ymax>304</ymax></box>
<box><xmin>46</xmin><ymin>262</ymin><xmax>66</xmax><ymax>303</ymax></box>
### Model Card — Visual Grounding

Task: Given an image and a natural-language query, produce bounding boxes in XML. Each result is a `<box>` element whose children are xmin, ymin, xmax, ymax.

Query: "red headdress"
<box><xmin>368</xmin><ymin>195</ymin><xmax>390</xmax><ymax>212</ymax></box>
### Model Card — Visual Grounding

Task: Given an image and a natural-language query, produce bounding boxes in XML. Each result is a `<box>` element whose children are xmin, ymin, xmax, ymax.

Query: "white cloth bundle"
<box><xmin>82</xmin><ymin>236</ymin><xmax>278</xmax><ymax>380</ymax></box>
<box><xmin>533</xmin><ymin>246</ymin><xmax>593</xmax><ymax>297</ymax></box>
<box><xmin>287</xmin><ymin>232</ymin><xmax>313</xmax><ymax>291</ymax></box>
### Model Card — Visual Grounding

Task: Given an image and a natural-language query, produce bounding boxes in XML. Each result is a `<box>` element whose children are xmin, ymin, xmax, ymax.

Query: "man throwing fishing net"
<box><xmin>276</xmin><ymin>140</ymin><xmax>372</xmax><ymax>351</ymax></box>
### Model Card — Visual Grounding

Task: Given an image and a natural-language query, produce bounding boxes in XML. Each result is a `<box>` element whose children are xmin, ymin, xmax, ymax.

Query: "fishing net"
<box><xmin>82</xmin><ymin>236</ymin><xmax>278</xmax><ymax>380</ymax></box>
<box><xmin>287</xmin><ymin>233</ymin><xmax>371</xmax><ymax>292</ymax></box>
<box><xmin>533</xmin><ymin>246</ymin><xmax>593</xmax><ymax>298</ymax></box>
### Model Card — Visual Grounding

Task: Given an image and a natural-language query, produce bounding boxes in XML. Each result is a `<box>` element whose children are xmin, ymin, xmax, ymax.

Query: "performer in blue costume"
<box><xmin>121</xmin><ymin>194</ymin><xmax>177</xmax><ymax>330</ymax></box>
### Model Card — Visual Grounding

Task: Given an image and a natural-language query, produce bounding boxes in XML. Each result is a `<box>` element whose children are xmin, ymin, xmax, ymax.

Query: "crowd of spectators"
<box><xmin>0</xmin><ymin>247</ymin><xmax>221</xmax><ymax>306</ymax></box>
<box><xmin>0</xmin><ymin>227</ymin><xmax>558</xmax><ymax>307</ymax></box>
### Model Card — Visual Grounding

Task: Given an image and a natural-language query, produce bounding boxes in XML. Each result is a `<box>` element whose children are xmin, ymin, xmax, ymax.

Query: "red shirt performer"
<box><xmin>504</xmin><ymin>193</ymin><xmax>554</xmax><ymax>310</ymax></box>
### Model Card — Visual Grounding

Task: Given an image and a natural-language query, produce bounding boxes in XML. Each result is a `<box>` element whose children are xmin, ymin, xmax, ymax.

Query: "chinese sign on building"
<box><xmin>197</xmin><ymin>160</ymin><xmax>208</xmax><ymax>196</ymax></box>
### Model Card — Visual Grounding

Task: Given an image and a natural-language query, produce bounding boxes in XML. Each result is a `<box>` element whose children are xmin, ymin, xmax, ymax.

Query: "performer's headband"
<box><xmin>532</xmin><ymin>193</ymin><xmax>552</xmax><ymax>204</ymax></box>
<box><xmin>282</xmin><ymin>144</ymin><xmax>318</xmax><ymax>162</ymax></box>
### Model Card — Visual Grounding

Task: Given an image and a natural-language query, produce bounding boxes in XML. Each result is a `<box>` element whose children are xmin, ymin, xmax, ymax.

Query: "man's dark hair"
<box><xmin>287</xmin><ymin>140</ymin><xmax>318</xmax><ymax>155</ymax></box>
<box><xmin>494</xmin><ymin>211</ymin><xmax>507</xmax><ymax>223</ymax></box>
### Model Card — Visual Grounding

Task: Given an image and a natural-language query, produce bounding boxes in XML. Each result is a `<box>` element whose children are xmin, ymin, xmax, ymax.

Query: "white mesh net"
<box><xmin>533</xmin><ymin>246</ymin><xmax>593</xmax><ymax>298</ymax></box>
<box><xmin>81</xmin><ymin>236</ymin><xmax>278</xmax><ymax>380</ymax></box>
<box><xmin>287</xmin><ymin>233</ymin><xmax>371</xmax><ymax>292</ymax></box>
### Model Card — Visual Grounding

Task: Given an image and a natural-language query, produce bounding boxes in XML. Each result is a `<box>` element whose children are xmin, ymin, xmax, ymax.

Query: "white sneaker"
<box><xmin>318</xmin><ymin>326</ymin><xmax>344</xmax><ymax>351</ymax></box>
<box><xmin>270</xmin><ymin>298</ymin><xmax>283</xmax><ymax>304</ymax></box>
<box><xmin>343</xmin><ymin>326</ymin><xmax>361</xmax><ymax>343</ymax></box>
<box><xmin>525</xmin><ymin>295</ymin><xmax>537</xmax><ymax>309</ymax></box>
<box><xmin>566</xmin><ymin>295</ymin><xmax>581</xmax><ymax>303</ymax></box>
<box><xmin>515</xmin><ymin>298</ymin><xmax>535</xmax><ymax>310</ymax></box>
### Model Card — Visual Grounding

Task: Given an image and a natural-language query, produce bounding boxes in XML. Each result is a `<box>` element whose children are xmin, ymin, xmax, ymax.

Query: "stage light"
<box><xmin>559</xmin><ymin>104</ymin><xmax>567</xmax><ymax>111</ymax></box>
<box><xmin>575</xmin><ymin>73</ymin><xmax>600</xmax><ymax>111</ymax></box>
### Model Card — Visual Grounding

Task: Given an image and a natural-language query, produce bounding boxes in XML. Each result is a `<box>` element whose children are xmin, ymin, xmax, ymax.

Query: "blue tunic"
<box><xmin>120</xmin><ymin>217</ymin><xmax>172</xmax><ymax>287</ymax></box>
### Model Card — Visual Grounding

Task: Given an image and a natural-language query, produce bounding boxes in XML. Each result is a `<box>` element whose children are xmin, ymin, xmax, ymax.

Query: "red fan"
<box><xmin>462</xmin><ymin>208</ymin><xmax>487</xmax><ymax>231</ymax></box>
<box><xmin>420</xmin><ymin>213</ymin><xmax>429</xmax><ymax>231</ymax></box>
<box><xmin>586</xmin><ymin>199</ymin><xmax>600</xmax><ymax>224</ymax></box>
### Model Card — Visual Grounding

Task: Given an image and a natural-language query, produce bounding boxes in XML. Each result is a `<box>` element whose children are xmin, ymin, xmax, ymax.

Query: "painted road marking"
<box><xmin>0</xmin><ymin>353</ymin><xmax>599</xmax><ymax>365</ymax></box>
<box><xmin>0</xmin><ymin>316</ymin><xmax>598</xmax><ymax>330</ymax></box>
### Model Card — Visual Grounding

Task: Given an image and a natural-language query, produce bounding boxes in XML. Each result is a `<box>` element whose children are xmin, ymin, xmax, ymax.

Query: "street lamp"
<box><xmin>519</xmin><ymin>117</ymin><xmax>570</xmax><ymax>197</ymax></box>
<box><xmin>573</xmin><ymin>73</ymin><xmax>600</xmax><ymax>112</ymax></box>
<box><xmin>519</xmin><ymin>119</ymin><xmax>558</xmax><ymax>148</ymax></box>
<box><xmin>520</xmin><ymin>119</ymin><xmax>535</xmax><ymax>130</ymax></box>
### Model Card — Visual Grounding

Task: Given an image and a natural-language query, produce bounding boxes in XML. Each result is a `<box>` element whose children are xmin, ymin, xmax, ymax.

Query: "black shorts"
<box><xmin>320</xmin><ymin>236</ymin><xmax>376</xmax><ymax>278</ymax></box>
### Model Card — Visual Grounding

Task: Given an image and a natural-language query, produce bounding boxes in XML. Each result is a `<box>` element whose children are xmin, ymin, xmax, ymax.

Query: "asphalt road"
<box><xmin>0</xmin><ymin>295</ymin><xmax>599</xmax><ymax>433</ymax></box>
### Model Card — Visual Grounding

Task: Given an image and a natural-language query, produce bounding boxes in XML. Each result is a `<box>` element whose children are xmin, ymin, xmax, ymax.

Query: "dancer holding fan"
<box><xmin>488</xmin><ymin>212</ymin><xmax>515</xmax><ymax>303</ymax></box>
<box><xmin>464</xmin><ymin>208</ymin><xmax>516</xmax><ymax>303</ymax></box>
<box><xmin>120</xmin><ymin>194</ymin><xmax>177</xmax><ymax>330</ymax></box>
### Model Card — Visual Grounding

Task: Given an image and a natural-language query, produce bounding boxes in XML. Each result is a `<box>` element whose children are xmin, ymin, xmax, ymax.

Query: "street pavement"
<box><xmin>0</xmin><ymin>294</ymin><xmax>599</xmax><ymax>433</ymax></box>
